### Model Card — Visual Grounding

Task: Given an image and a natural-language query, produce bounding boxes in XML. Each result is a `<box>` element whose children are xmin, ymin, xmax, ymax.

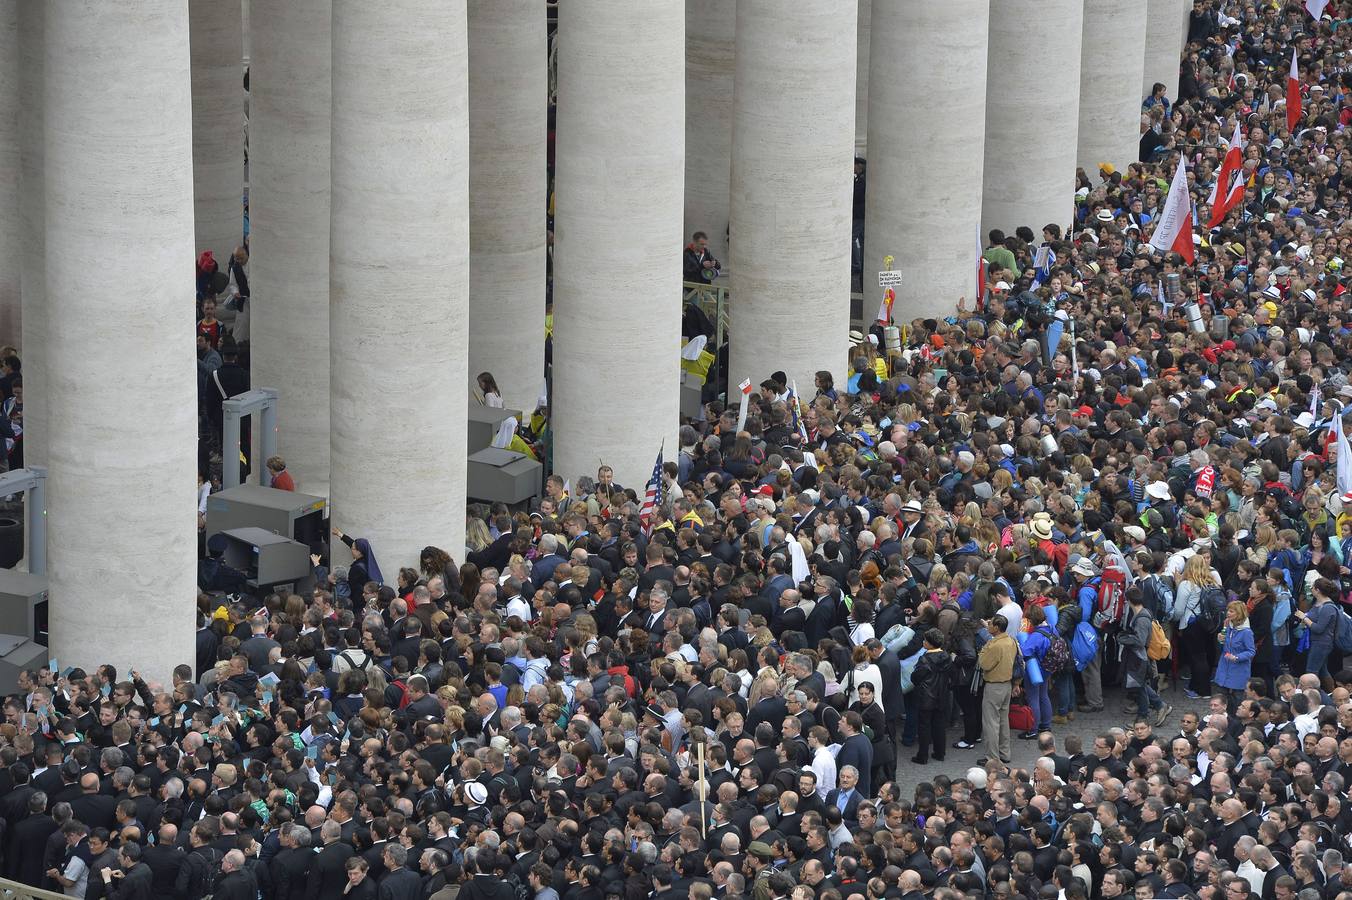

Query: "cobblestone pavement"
<box><xmin>891</xmin><ymin>682</ymin><xmax>1212</xmax><ymax>797</ymax></box>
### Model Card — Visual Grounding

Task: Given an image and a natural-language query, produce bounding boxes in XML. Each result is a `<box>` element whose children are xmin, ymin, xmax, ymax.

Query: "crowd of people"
<box><xmin>26</xmin><ymin>1</ymin><xmax>1352</xmax><ymax>899</ymax></box>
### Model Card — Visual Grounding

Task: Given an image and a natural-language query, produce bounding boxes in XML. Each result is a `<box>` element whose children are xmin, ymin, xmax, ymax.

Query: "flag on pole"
<box><xmin>1306</xmin><ymin>0</ymin><xmax>1330</xmax><ymax>21</ymax></box>
<box><xmin>638</xmin><ymin>444</ymin><xmax>665</xmax><ymax>537</ymax></box>
<box><xmin>1311</xmin><ymin>384</ymin><xmax>1322</xmax><ymax>418</ymax></box>
<box><xmin>1287</xmin><ymin>48</ymin><xmax>1302</xmax><ymax>135</ymax></box>
<box><xmin>1336</xmin><ymin>413</ymin><xmax>1352</xmax><ymax>498</ymax></box>
<box><xmin>1207</xmin><ymin>120</ymin><xmax>1246</xmax><ymax>229</ymax></box>
<box><xmin>1148</xmin><ymin>154</ymin><xmax>1195</xmax><ymax>264</ymax></box>
<box><xmin>975</xmin><ymin>228</ymin><xmax>987</xmax><ymax>310</ymax></box>
<box><xmin>789</xmin><ymin>380</ymin><xmax>810</xmax><ymax>446</ymax></box>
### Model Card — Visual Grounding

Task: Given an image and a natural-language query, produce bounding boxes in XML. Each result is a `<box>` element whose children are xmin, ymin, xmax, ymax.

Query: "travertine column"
<box><xmin>0</xmin><ymin>1</ymin><xmax>18</xmax><ymax>343</ymax></box>
<box><xmin>552</xmin><ymin>0</ymin><xmax>683</xmax><ymax>487</ymax></box>
<box><xmin>1078</xmin><ymin>0</ymin><xmax>1148</xmax><ymax>174</ymax></box>
<box><xmin>730</xmin><ymin>0</ymin><xmax>855</xmax><ymax>392</ymax></box>
<box><xmin>855</xmin><ymin>0</ymin><xmax>870</xmax><ymax>157</ymax></box>
<box><xmin>189</xmin><ymin>0</ymin><xmax>243</xmax><ymax>262</ymax></box>
<box><xmin>330</xmin><ymin>0</ymin><xmax>468</xmax><ymax>565</ymax></box>
<box><xmin>982</xmin><ymin>0</ymin><xmax>1083</xmax><ymax>234</ymax></box>
<box><xmin>1143</xmin><ymin>0</ymin><xmax>1185</xmax><ymax>101</ymax></box>
<box><xmin>468</xmin><ymin>0</ymin><xmax>546</xmax><ymax>412</ymax></box>
<box><xmin>865</xmin><ymin>0</ymin><xmax>989</xmax><ymax>321</ymax></box>
<box><xmin>16</xmin><ymin>0</ymin><xmax>40</xmax><ymax>464</ymax></box>
<box><xmin>45</xmin><ymin>0</ymin><xmax>197</xmax><ymax>679</ymax></box>
<box><xmin>249</xmin><ymin>0</ymin><xmax>331</xmax><ymax>495</ymax></box>
<box><xmin>684</xmin><ymin>0</ymin><xmax>734</xmax><ymax>266</ymax></box>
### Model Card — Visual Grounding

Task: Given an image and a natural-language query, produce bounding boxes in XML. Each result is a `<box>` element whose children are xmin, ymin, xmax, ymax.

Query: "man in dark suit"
<box><xmin>8</xmin><ymin>792</ymin><xmax>56</xmax><ymax>886</ymax></box>
<box><xmin>307</xmin><ymin>821</ymin><xmax>354</xmax><ymax>900</ymax></box>
<box><xmin>98</xmin><ymin>842</ymin><xmax>155</xmax><ymax>900</ymax></box>
<box><xmin>142</xmin><ymin>825</ymin><xmax>184</xmax><ymax>896</ymax></box>
<box><xmin>834</xmin><ymin>712</ymin><xmax>874</xmax><ymax>798</ymax></box>
<box><xmin>376</xmin><ymin>844</ymin><xmax>422</xmax><ymax>900</ymax></box>
<box><xmin>869</xmin><ymin>640</ymin><xmax>904</xmax><ymax>754</ymax></box>
<box><xmin>71</xmin><ymin>773</ymin><xmax>118</xmax><ymax>831</ymax></box>
<box><xmin>268</xmin><ymin>823</ymin><xmax>313</xmax><ymax>900</ymax></box>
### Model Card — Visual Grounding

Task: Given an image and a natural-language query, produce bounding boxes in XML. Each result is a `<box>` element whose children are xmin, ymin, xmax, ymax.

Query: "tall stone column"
<box><xmin>1078</xmin><ymin>0</ymin><xmax>1148</xmax><ymax>174</ymax></box>
<box><xmin>0</xmin><ymin>1</ymin><xmax>18</xmax><ymax>344</ymax></box>
<box><xmin>684</xmin><ymin>0</ymin><xmax>734</xmax><ymax>266</ymax></box>
<box><xmin>467</xmin><ymin>0</ymin><xmax>546</xmax><ymax>412</ymax></box>
<box><xmin>189</xmin><ymin>0</ymin><xmax>243</xmax><ymax>262</ymax></box>
<box><xmin>729</xmin><ymin>0</ymin><xmax>854</xmax><ymax>393</ymax></box>
<box><xmin>330</xmin><ymin>1</ymin><xmax>468</xmax><ymax>566</ymax></box>
<box><xmin>552</xmin><ymin>0</ymin><xmax>683</xmax><ymax>488</ymax></box>
<box><xmin>1143</xmin><ymin>0</ymin><xmax>1185</xmax><ymax>100</ymax></box>
<box><xmin>855</xmin><ymin>0</ymin><xmax>870</xmax><ymax>157</ymax></box>
<box><xmin>982</xmin><ymin>0</ymin><xmax>1083</xmax><ymax>234</ymax></box>
<box><xmin>865</xmin><ymin>0</ymin><xmax>988</xmax><ymax>322</ymax></box>
<box><xmin>17</xmin><ymin>0</ymin><xmax>41</xmax><ymax>466</ymax></box>
<box><xmin>249</xmin><ymin>0</ymin><xmax>331</xmax><ymax>495</ymax></box>
<box><xmin>45</xmin><ymin>0</ymin><xmax>197</xmax><ymax>679</ymax></box>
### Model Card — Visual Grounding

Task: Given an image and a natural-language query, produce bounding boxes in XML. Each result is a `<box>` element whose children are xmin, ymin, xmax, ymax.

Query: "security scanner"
<box><xmin>468</xmin><ymin>405</ymin><xmax>522</xmax><ymax>453</ymax></box>
<box><xmin>216</xmin><ymin>527</ymin><xmax>314</xmax><ymax>592</ymax></box>
<box><xmin>0</xmin><ymin>468</ymin><xmax>51</xmax><ymax>690</ymax></box>
<box><xmin>467</xmin><ymin>448</ymin><xmax>542</xmax><ymax>506</ymax></box>
<box><xmin>222</xmin><ymin>388</ymin><xmax>279</xmax><ymax>490</ymax></box>
<box><xmin>205</xmin><ymin>482</ymin><xmax>327</xmax><ymax>545</ymax></box>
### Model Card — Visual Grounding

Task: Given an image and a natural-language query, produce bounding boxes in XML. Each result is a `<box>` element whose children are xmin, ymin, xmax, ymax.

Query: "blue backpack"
<box><xmin>1071</xmin><ymin>621</ymin><xmax>1099</xmax><ymax>671</ymax></box>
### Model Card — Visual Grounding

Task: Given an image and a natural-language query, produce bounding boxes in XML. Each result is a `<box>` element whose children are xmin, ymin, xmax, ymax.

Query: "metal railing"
<box><xmin>0</xmin><ymin>878</ymin><xmax>70</xmax><ymax>900</ymax></box>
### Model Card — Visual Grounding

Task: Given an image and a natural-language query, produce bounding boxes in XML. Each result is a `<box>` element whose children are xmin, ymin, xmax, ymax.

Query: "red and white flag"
<box><xmin>1207</xmin><ymin>120</ymin><xmax>1246</xmax><ymax>228</ymax></box>
<box><xmin>1288</xmin><ymin>49</ymin><xmax>1302</xmax><ymax>135</ymax></box>
<box><xmin>1148</xmin><ymin>154</ymin><xmax>1195</xmax><ymax>264</ymax></box>
<box><xmin>975</xmin><ymin>228</ymin><xmax>987</xmax><ymax>310</ymax></box>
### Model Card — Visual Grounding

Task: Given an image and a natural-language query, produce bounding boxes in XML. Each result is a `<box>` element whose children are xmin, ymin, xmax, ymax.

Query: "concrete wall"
<box><xmin>684</xmin><ymin>0</ymin><xmax>735</xmax><ymax>266</ymax></box>
<box><xmin>1079</xmin><ymin>0</ymin><xmax>1148</xmax><ymax>174</ymax></box>
<box><xmin>189</xmin><ymin>0</ymin><xmax>243</xmax><ymax>262</ymax></box>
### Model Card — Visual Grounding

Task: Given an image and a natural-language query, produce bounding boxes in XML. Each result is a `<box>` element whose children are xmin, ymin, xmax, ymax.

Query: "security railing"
<box><xmin>0</xmin><ymin>878</ymin><xmax>70</xmax><ymax>900</ymax></box>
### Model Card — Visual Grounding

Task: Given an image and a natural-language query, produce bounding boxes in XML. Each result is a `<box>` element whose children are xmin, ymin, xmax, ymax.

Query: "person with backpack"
<box><xmin>1172</xmin><ymin>554</ymin><xmax>1224</xmax><ymax>699</ymax></box>
<box><xmin>1295</xmin><ymin>577</ymin><xmax>1340</xmax><ymax>688</ymax></box>
<box><xmin>1069</xmin><ymin>560</ymin><xmax>1104</xmax><ymax>713</ymax></box>
<box><xmin>1120</xmin><ymin>587</ymin><xmax>1172</xmax><ymax>727</ymax></box>
<box><xmin>908</xmin><ymin>628</ymin><xmax>952</xmax><ymax>764</ymax></box>
<box><xmin>1019</xmin><ymin>605</ymin><xmax>1055</xmax><ymax>739</ymax></box>
<box><xmin>1052</xmin><ymin>591</ymin><xmax>1080</xmax><ymax>723</ymax></box>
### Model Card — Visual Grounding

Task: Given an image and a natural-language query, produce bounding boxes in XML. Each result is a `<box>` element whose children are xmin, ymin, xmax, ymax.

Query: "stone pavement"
<box><xmin>891</xmin><ymin>682</ymin><xmax>1212</xmax><ymax>797</ymax></box>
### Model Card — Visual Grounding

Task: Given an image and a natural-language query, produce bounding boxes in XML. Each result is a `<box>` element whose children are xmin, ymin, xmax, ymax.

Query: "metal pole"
<box><xmin>260</xmin><ymin>389</ymin><xmax>279</xmax><ymax>475</ymax></box>
<box><xmin>26</xmin><ymin>467</ymin><xmax>46</xmax><ymax>576</ymax></box>
<box><xmin>223</xmin><ymin>401</ymin><xmax>241</xmax><ymax>489</ymax></box>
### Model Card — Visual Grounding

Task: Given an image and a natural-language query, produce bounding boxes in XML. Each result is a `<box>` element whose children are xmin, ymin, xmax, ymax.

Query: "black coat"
<box><xmin>270</xmin><ymin>846</ymin><xmax>314</xmax><ymax>900</ymax></box>
<box><xmin>213</xmin><ymin>868</ymin><xmax>260</xmax><ymax>900</ymax></box>
<box><xmin>308</xmin><ymin>842</ymin><xmax>355</xmax><ymax>900</ymax></box>
<box><xmin>377</xmin><ymin>866</ymin><xmax>423</xmax><ymax>900</ymax></box>
<box><xmin>107</xmin><ymin>863</ymin><xmax>156</xmax><ymax>900</ymax></box>
<box><xmin>910</xmin><ymin>650</ymin><xmax>953</xmax><ymax>710</ymax></box>
<box><xmin>141</xmin><ymin>844</ymin><xmax>184</xmax><ymax>896</ymax></box>
<box><xmin>874</xmin><ymin>648</ymin><xmax>904</xmax><ymax>723</ymax></box>
<box><xmin>8</xmin><ymin>812</ymin><xmax>55</xmax><ymax>885</ymax></box>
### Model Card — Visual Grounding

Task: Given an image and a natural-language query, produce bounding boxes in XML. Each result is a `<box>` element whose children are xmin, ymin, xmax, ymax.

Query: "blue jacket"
<box><xmin>1022</xmin><ymin>625</ymin><xmax>1052</xmax><ymax>661</ymax></box>
<box><xmin>1214</xmin><ymin>623</ymin><xmax>1255</xmax><ymax>690</ymax></box>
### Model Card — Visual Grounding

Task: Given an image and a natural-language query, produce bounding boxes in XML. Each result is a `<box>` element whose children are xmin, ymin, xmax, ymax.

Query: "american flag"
<box><xmin>638</xmin><ymin>445</ymin><xmax>665</xmax><ymax>537</ymax></box>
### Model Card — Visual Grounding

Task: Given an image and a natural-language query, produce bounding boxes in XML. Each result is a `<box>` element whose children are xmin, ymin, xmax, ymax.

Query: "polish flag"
<box><xmin>1288</xmin><ymin>49</ymin><xmax>1302</xmax><ymax>135</ymax></box>
<box><xmin>1148</xmin><ymin>154</ymin><xmax>1195</xmax><ymax>264</ymax></box>
<box><xmin>975</xmin><ymin>228</ymin><xmax>987</xmax><ymax>310</ymax></box>
<box><xmin>1207</xmin><ymin>121</ymin><xmax>1246</xmax><ymax>228</ymax></box>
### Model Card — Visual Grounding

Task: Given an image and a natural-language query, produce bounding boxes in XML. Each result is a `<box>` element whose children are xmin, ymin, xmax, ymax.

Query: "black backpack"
<box><xmin>196</xmin><ymin>847</ymin><xmax>222</xmax><ymax>898</ymax></box>
<box><xmin>1194</xmin><ymin>586</ymin><xmax>1228</xmax><ymax>633</ymax></box>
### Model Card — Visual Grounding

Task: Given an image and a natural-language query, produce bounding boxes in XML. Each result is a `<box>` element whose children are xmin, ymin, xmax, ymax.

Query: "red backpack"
<box><xmin>1094</xmin><ymin>566</ymin><xmax>1128</xmax><ymax>626</ymax></box>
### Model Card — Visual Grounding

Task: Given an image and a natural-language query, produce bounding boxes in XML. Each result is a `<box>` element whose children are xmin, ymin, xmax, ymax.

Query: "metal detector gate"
<box><xmin>222</xmin><ymin>388</ymin><xmax>278</xmax><ymax>489</ymax></box>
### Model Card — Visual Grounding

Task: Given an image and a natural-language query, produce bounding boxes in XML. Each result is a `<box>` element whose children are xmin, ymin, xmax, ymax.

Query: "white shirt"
<box><xmin>811</xmin><ymin>746</ymin><xmax>837</xmax><ymax>801</ymax></box>
<box><xmin>61</xmin><ymin>853</ymin><xmax>88</xmax><ymax>898</ymax></box>
<box><xmin>505</xmin><ymin>595</ymin><xmax>532</xmax><ymax>621</ymax></box>
<box><xmin>997</xmin><ymin>600</ymin><xmax>1023</xmax><ymax>637</ymax></box>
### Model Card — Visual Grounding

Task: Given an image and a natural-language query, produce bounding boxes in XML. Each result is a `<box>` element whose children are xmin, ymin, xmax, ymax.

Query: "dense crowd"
<box><xmin>23</xmin><ymin>1</ymin><xmax>1352</xmax><ymax>900</ymax></box>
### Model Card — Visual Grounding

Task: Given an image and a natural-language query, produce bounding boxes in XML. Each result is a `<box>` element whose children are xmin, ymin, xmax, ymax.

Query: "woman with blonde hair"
<box><xmin>1172</xmin><ymin>553</ymin><xmax>1222</xmax><ymax>699</ymax></box>
<box><xmin>1214</xmin><ymin>600</ymin><xmax>1255</xmax><ymax>712</ymax></box>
